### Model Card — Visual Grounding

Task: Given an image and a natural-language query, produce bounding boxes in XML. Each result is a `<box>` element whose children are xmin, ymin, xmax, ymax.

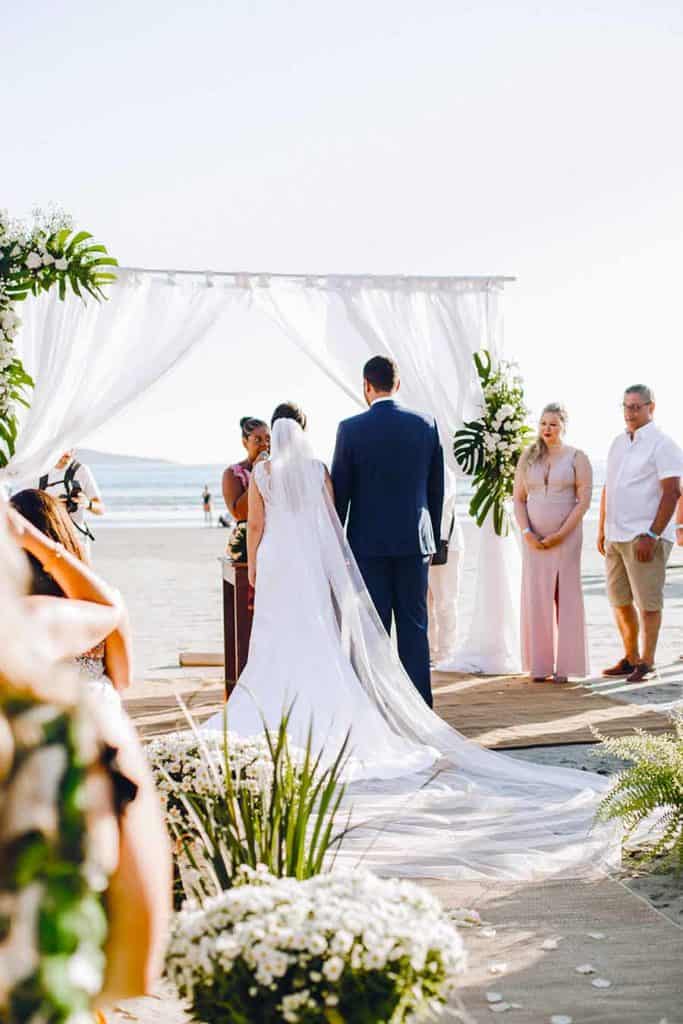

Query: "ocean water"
<box><xmin>87</xmin><ymin>460</ymin><xmax>227</xmax><ymax>528</ymax></box>
<box><xmin>85</xmin><ymin>456</ymin><xmax>606</xmax><ymax>529</ymax></box>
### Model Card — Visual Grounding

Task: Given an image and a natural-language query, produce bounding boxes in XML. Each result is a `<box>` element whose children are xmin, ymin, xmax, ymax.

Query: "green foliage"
<box><xmin>0</xmin><ymin>206</ymin><xmax>117</xmax><ymax>465</ymax></box>
<box><xmin>157</xmin><ymin>705</ymin><xmax>351</xmax><ymax>903</ymax></box>
<box><xmin>594</xmin><ymin>716</ymin><xmax>683</xmax><ymax>874</ymax></box>
<box><xmin>0</xmin><ymin>697</ymin><xmax>108</xmax><ymax>1023</ymax></box>
<box><xmin>453</xmin><ymin>350</ymin><xmax>532</xmax><ymax>536</ymax></box>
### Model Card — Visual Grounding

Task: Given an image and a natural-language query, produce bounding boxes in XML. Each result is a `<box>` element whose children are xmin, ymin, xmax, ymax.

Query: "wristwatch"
<box><xmin>644</xmin><ymin>529</ymin><xmax>660</xmax><ymax>541</ymax></box>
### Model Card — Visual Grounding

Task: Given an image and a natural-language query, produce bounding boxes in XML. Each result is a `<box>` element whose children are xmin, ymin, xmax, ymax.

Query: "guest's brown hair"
<box><xmin>9</xmin><ymin>489</ymin><xmax>84</xmax><ymax>597</ymax></box>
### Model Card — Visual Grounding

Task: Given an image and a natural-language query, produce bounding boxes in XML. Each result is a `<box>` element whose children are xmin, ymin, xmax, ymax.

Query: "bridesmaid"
<box><xmin>222</xmin><ymin>416</ymin><xmax>270</xmax><ymax>521</ymax></box>
<box><xmin>513</xmin><ymin>403</ymin><xmax>592</xmax><ymax>682</ymax></box>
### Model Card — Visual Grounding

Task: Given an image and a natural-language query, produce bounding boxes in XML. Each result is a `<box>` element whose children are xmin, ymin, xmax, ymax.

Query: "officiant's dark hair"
<box><xmin>240</xmin><ymin>416</ymin><xmax>268</xmax><ymax>438</ymax></box>
<box><xmin>363</xmin><ymin>355</ymin><xmax>398</xmax><ymax>393</ymax></box>
<box><xmin>271</xmin><ymin>402</ymin><xmax>307</xmax><ymax>431</ymax></box>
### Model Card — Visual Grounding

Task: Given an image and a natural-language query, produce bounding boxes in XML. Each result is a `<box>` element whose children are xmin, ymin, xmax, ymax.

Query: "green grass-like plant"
<box><xmin>594</xmin><ymin>716</ymin><xmax>683</xmax><ymax>873</ymax></box>
<box><xmin>157</xmin><ymin>703</ymin><xmax>351</xmax><ymax>903</ymax></box>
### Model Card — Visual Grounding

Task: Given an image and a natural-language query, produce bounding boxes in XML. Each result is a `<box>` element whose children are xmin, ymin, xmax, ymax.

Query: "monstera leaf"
<box><xmin>453</xmin><ymin>419</ymin><xmax>485</xmax><ymax>476</ymax></box>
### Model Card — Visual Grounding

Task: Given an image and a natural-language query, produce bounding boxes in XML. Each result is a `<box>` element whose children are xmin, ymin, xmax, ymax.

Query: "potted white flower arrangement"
<box><xmin>166</xmin><ymin>866</ymin><xmax>466</xmax><ymax>1024</ymax></box>
<box><xmin>145</xmin><ymin>709</ymin><xmax>350</xmax><ymax>904</ymax></box>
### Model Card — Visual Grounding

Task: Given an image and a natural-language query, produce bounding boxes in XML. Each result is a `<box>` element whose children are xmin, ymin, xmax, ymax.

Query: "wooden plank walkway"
<box><xmin>124</xmin><ymin>672</ymin><xmax>674</xmax><ymax>748</ymax></box>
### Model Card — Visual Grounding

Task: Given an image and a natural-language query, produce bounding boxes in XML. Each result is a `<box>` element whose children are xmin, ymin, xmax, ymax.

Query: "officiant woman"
<box><xmin>222</xmin><ymin>417</ymin><xmax>270</xmax><ymax>521</ymax></box>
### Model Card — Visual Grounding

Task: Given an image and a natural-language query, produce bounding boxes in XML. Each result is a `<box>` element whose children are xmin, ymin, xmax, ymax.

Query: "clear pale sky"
<box><xmin>5</xmin><ymin>1</ymin><xmax>682</xmax><ymax>464</ymax></box>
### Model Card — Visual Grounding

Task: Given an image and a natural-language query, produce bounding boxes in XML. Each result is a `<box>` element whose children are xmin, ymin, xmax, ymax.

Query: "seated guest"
<box><xmin>9</xmin><ymin>489</ymin><xmax>132</xmax><ymax>705</ymax></box>
<box><xmin>514</xmin><ymin>403</ymin><xmax>592</xmax><ymax>683</ymax></box>
<box><xmin>0</xmin><ymin>501</ymin><xmax>171</xmax><ymax>1017</ymax></box>
<box><xmin>598</xmin><ymin>386</ymin><xmax>683</xmax><ymax>682</ymax></box>
<box><xmin>222</xmin><ymin>417</ymin><xmax>270</xmax><ymax>521</ymax></box>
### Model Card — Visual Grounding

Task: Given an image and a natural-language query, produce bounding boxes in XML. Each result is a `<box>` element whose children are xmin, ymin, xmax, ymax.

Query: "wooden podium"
<box><xmin>220</xmin><ymin>557</ymin><xmax>254</xmax><ymax>695</ymax></box>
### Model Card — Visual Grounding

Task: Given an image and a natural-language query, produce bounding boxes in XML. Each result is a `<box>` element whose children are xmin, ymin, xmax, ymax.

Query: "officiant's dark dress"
<box><xmin>331</xmin><ymin>399</ymin><xmax>444</xmax><ymax>705</ymax></box>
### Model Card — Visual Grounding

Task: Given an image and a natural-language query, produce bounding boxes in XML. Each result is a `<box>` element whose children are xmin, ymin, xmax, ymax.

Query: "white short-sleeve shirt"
<box><xmin>605</xmin><ymin>422</ymin><xmax>683</xmax><ymax>543</ymax></box>
<box><xmin>40</xmin><ymin>461</ymin><xmax>101</xmax><ymax>537</ymax></box>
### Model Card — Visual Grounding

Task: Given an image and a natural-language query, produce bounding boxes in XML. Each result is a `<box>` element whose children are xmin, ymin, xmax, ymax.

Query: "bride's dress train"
<box><xmin>204</xmin><ymin>420</ymin><xmax>619</xmax><ymax>881</ymax></box>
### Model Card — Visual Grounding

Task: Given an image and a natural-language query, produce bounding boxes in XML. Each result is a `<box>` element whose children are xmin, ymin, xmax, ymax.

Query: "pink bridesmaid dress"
<box><xmin>518</xmin><ymin>447</ymin><xmax>591</xmax><ymax>679</ymax></box>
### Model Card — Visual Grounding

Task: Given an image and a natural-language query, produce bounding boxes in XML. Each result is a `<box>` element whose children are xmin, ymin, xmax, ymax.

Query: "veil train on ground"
<box><xmin>204</xmin><ymin>419</ymin><xmax>621</xmax><ymax>881</ymax></box>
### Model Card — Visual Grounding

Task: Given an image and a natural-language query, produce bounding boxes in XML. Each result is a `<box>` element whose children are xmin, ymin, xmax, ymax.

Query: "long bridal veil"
<box><xmin>250</xmin><ymin>419</ymin><xmax>620</xmax><ymax>880</ymax></box>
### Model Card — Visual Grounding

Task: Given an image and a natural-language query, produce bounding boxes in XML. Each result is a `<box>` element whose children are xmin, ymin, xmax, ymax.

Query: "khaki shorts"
<box><xmin>605</xmin><ymin>539</ymin><xmax>673</xmax><ymax>612</ymax></box>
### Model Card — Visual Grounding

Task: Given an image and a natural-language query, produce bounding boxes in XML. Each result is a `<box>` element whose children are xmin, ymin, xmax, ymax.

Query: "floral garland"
<box><xmin>166</xmin><ymin>866</ymin><xmax>466</xmax><ymax>1024</ymax></box>
<box><xmin>0</xmin><ymin>206</ymin><xmax>117</xmax><ymax>466</ymax></box>
<box><xmin>0</xmin><ymin>690</ymin><xmax>113</xmax><ymax>1024</ymax></box>
<box><xmin>453</xmin><ymin>350</ymin><xmax>532</xmax><ymax>536</ymax></box>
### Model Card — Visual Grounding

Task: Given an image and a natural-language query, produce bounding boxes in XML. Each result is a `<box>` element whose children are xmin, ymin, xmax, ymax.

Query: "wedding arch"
<box><xmin>2</xmin><ymin>266</ymin><xmax>520</xmax><ymax>673</ymax></box>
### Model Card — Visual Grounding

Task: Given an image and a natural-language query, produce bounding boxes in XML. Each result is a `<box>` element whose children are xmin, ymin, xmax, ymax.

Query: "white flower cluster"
<box><xmin>227</xmin><ymin>520</ymin><xmax>248</xmax><ymax>562</ymax></box>
<box><xmin>146</xmin><ymin>730</ymin><xmax>288</xmax><ymax>826</ymax></box>
<box><xmin>0</xmin><ymin>206</ymin><xmax>73</xmax><ymax>423</ymax></box>
<box><xmin>167</xmin><ymin>867</ymin><xmax>466</xmax><ymax>1023</ymax></box>
<box><xmin>479</xmin><ymin>365</ymin><xmax>529</xmax><ymax>482</ymax></box>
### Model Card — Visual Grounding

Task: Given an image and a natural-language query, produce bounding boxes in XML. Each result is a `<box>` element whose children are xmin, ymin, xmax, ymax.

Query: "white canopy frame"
<box><xmin>3</xmin><ymin>266</ymin><xmax>521</xmax><ymax>673</ymax></box>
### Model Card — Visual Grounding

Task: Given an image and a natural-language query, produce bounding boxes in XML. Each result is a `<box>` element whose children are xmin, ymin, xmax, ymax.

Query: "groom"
<box><xmin>331</xmin><ymin>356</ymin><xmax>444</xmax><ymax>705</ymax></box>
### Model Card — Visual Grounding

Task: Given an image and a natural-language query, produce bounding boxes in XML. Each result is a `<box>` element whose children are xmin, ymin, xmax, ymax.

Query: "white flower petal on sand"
<box><xmin>550</xmin><ymin>1016</ymin><xmax>573</xmax><ymax>1024</ymax></box>
<box><xmin>481</xmin><ymin>927</ymin><xmax>497</xmax><ymax>938</ymax></box>
<box><xmin>591</xmin><ymin>978</ymin><xmax>611</xmax><ymax>989</ymax></box>
<box><xmin>486</xmin><ymin>992</ymin><xmax>503</xmax><ymax>1002</ymax></box>
<box><xmin>488</xmin><ymin>962</ymin><xmax>508</xmax><ymax>975</ymax></box>
<box><xmin>586</xmin><ymin>932</ymin><xmax>606</xmax><ymax>940</ymax></box>
<box><xmin>540</xmin><ymin>938</ymin><xmax>561</xmax><ymax>951</ymax></box>
<box><xmin>575</xmin><ymin>963</ymin><xmax>596</xmax><ymax>974</ymax></box>
<box><xmin>489</xmin><ymin>1002</ymin><xmax>513</xmax><ymax>1013</ymax></box>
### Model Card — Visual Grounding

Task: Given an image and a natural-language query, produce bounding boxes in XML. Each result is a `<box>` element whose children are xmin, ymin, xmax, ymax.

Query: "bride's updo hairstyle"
<box><xmin>271</xmin><ymin>402</ymin><xmax>307</xmax><ymax>431</ymax></box>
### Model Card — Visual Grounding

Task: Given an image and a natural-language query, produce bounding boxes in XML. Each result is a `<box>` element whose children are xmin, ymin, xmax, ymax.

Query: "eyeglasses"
<box><xmin>622</xmin><ymin>402</ymin><xmax>651</xmax><ymax>413</ymax></box>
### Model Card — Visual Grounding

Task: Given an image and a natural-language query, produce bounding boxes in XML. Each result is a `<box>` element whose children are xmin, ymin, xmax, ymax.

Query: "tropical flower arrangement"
<box><xmin>0</xmin><ymin>689</ymin><xmax>113</xmax><ymax>1024</ymax></box>
<box><xmin>227</xmin><ymin>520</ymin><xmax>248</xmax><ymax>563</ymax></box>
<box><xmin>453</xmin><ymin>350</ymin><xmax>532</xmax><ymax>536</ymax></box>
<box><xmin>145</xmin><ymin>709</ymin><xmax>350</xmax><ymax>904</ymax></box>
<box><xmin>166</xmin><ymin>865</ymin><xmax>466</xmax><ymax>1024</ymax></box>
<box><xmin>594</xmin><ymin>715</ymin><xmax>683</xmax><ymax>872</ymax></box>
<box><xmin>0</xmin><ymin>205</ymin><xmax>117</xmax><ymax>466</ymax></box>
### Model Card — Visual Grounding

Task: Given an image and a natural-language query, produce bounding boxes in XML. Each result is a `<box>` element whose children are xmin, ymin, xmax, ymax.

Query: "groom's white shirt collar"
<box><xmin>370</xmin><ymin>396</ymin><xmax>396</xmax><ymax>406</ymax></box>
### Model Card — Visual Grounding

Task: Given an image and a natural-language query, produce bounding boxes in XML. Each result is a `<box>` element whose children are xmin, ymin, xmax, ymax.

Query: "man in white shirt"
<box><xmin>598</xmin><ymin>385</ymin><xmax>683</xmax><ymax>682</ymax></box>
<box><xmin>38</xmin><ymin>450</ymin><xmax>104</xmax><ymax>553</ymax></box>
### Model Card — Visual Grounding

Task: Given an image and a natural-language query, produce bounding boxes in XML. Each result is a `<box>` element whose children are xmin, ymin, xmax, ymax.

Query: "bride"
<box><xmin>204</xmin><ymin>406</ymin><xmax>620</xmax><ymax>880</ymax></box>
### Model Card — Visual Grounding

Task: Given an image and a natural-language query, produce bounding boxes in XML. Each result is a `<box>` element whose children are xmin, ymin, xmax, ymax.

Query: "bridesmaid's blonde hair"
<box><xmin>526</xmin><ymin>402</ymin><xmax>568</xmax><ymax>465</ymax></box>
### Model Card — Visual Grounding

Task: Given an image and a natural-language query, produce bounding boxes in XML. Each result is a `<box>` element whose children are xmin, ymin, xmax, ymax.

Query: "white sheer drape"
<box><xmin>4</xmin><ymin>269</ymin><xmax>520</xmax><ymax>674</ymax></box>
<box><xmin>1</xmin><ymin>269</ymin><xmax>232</xmax><ymax>486</ymax></box>
<box><xmin>255</xmin><ymin>275</ymin><xmax>521</xmax><ymax>673</ymax></box>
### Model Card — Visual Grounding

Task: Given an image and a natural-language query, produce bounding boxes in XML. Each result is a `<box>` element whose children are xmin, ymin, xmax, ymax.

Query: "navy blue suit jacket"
<box><xmin>331</xmin><ymin>400</ymin><xmax>445</xmax><ymax>558</ymax></box>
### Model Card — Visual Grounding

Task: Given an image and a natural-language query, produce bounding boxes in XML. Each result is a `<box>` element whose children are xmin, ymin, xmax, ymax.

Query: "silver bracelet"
<box><xmin>522</xmin><ymin>527</ymin><xmax>532</xmax><ymax>535</ymax></box>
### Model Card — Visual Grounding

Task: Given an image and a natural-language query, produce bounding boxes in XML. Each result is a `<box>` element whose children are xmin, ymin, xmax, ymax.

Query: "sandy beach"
<box><xmin>94</xmin><ymin>517</ymin><xmax>683</xmax><ymax>701</ymax></box>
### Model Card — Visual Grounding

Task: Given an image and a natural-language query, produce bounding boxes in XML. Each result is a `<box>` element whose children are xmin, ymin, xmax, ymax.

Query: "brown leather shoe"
<box><xmin>602</xmin><ymin>658</ymin><xmax>635</xmax><ymax>677</ymax></box>
<box><xmin>626</xmin><ymin>662</ymin><xmax>654</xmax><ymax>683</ymax></box>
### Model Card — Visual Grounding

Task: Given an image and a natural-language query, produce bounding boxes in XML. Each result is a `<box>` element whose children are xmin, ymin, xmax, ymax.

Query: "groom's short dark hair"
<box><xmin>363</xmin><ymin>356</ymin><xmax>398</xmax><ymax>393</ymax></box>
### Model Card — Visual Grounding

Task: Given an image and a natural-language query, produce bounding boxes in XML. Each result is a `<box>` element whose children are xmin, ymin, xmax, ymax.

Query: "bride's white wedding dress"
<box><xmin>204</xmin><ymin>420</ymin><xmax>620</xmax><ymax>881</ymax></box>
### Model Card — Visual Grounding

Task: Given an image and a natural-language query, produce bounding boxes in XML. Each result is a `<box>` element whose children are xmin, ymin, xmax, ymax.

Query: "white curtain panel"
<box><xmin>4</xmin><ymin>268</ymin><xmax>520</xmax><ymax>674</ymax></box>
<box><xmin>2</xmin><ymin>269</ymin><xmax>231</xmax><ymax>486</ymax></box>
<box><xmin>255</xmin><ymin>274</ymin><xmax>521</xmax><ymax>673</ymax></box>
<box><xmin>256</xmin><ymin>275</ymin><xmax>501</xmax><ymax>467</ymax></box>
